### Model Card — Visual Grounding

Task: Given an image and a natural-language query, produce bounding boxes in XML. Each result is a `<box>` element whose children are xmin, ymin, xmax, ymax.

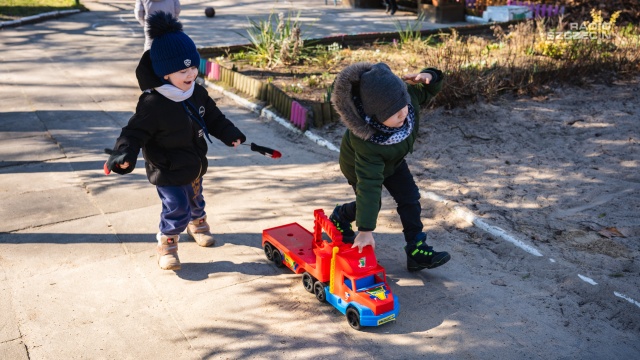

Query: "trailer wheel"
<box><xmin>263</xmin><ymin>243</ymin><xmax>274</xmax><ymax>261</ymax></box>
<box><xmin>346</xmin><ymin>307</ymin><xmax>361</xmax><ymax>330</ymax></box>
<box><xmin>302</xmin><ymin>272</ymin><xmax>315</xmax><ymax>293</ymax></box>
<box><xmin>271</xmin><ymin>247</ymin><xmax>284</xmax><ymax>268</ymax></box>
<box><xmin>313</xmin><ymin>281</ymin><xmax>326</xmax><ymax>303</ymax></box>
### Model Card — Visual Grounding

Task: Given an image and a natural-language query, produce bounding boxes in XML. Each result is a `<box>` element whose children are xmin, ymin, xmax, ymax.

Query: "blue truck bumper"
<box><xmin>327</xmin><ymin>292</ymin><xmax>400</xmax><ymax>327</ymax></box>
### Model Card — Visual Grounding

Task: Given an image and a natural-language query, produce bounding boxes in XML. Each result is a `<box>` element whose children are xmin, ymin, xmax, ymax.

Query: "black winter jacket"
<box><xmin>112</xmin><ymin>51</ymin><xmax>246</xmax><ymax>186</ymax></box>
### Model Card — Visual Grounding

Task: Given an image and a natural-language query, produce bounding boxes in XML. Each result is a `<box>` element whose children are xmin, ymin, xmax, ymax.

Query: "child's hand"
<box><xmin>232</xmin><ymin>139</ymin><xmax>242</xmax><ymax>147</ymax></box>
<box><xmin>352</xmin><ymin>231</ymin><xmax>375</xmax><ymax>253</ymax></box>
<box><xmin>104</xmin><ymin>148</ymin><xmax>134</xmax><ymax>175</ymax></box>
<box><xmin>402</xmin><ymin>72</ymin><xmax>433</xmax><ymax>85</ymax></box>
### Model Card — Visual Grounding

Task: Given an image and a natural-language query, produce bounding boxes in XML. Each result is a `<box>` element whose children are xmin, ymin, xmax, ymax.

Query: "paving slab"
<box><xmin>0</xmin><ymin>185</ymin><xmax>101</xmax><ymax>233</ymax></box>
<box><xmin>10</xmin><ymin>256</ymin><xmax>197</xmax><ymax>359</ymax></box>
<box><xmin>0</xmin><ymin>281</ymin><xmax>21</xmax><ymax>343</ymax></box>
<box><xmin>0</xmin><ymin>112</ymin><xmax>46</xmax><ymax>140</ymax></box>
<box><xmin>0</xmin><ymin>135</ymin><xmax>63</xmax><ymax>167</ymax></box>
<box><xmin>0</xmin><ymin>159</ymin><xmax>79</xmax><ymax>196</ymax></box>
<box><xmin>1</xmin><ymin>0</ymin><xmax>639</xmax><ymax>359</ymax></box>
<box><xmin>0</xmin><ymin>216</ymin><xmax>126</xmax><ymax>279</ymax></box>
<box><xmin>0</xmin><ymin>341</ymin><xmax>28</xmax><ymax>360</ymax></box>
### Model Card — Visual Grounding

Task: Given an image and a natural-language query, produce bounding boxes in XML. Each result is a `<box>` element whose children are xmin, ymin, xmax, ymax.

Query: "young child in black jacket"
<box><xmin>105</xmin><ymin>12</ymin><xmax>246</xmax><ymax>270</ymax></box>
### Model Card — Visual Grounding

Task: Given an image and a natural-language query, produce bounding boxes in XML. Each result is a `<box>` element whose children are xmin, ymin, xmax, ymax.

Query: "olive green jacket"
<box><xmin>331</xmin><ymin>62</ymin><xmax>443</xmax><ymax>231</ymax></box>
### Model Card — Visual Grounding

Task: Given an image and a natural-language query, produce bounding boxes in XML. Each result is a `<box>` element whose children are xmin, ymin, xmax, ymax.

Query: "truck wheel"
<box><xmin>302</xmin><ymin>272</ymin><xmax>315</xmax><ymax>293</ymax></box>
<box><xmin>271</xmin><ymin>248</ymin><xmax>284</xmax><ymax>268</ymax></box>
<box><xmin>264</xmin><ymin>243</ymin><xmax>274</xmax><ymax>261</ymax></box>
<box><xmin>346</xmin><ymin>307</ymin><xmax>361</xmax><ymax>330</ymax></box>
<box><xmin>313</xmin><ymin>281</ymin><xmax>326</xmax><ymax>303</ymax></box>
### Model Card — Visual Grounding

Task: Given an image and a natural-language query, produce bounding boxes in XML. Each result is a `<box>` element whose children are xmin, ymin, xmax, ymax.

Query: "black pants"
<box><xmin>338</xmin><ymin>160</ymin><xmax>423</xmax><ymax>243</ymax></box>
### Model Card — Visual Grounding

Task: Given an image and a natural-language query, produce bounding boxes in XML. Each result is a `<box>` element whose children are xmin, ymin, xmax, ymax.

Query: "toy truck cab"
<box><xmin>325</xmin><ymin>246</ymin><xmax>398</xmax><ymax>329</ymax></box>
<box><xmin>262</xmin><ymin>209</ymin><xmax>399</xmax><ymax>330</ymax></box>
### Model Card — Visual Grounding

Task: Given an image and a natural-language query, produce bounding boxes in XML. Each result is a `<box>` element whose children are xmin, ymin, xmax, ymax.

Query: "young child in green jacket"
<box><xmin>330</xmin><ymin>62</ymin><xmax>450</xmax><ymax>272</ymax></box>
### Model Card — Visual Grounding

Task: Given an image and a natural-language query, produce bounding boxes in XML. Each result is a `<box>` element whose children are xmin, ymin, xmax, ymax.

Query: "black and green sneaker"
<box><xmin>405</xmin><ymin>233</ymin><xmax>451</xmax><ymax>272</ymax></box>
<box><xmin>329</xmin><ymin>205</ymin><xmax>356</xmax><ymax>243</ymax></box>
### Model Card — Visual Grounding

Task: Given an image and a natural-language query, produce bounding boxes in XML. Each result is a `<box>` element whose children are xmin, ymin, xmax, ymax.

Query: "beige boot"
<box><xmin>156</xmin><ymin>233</ymin><xmax>181</xmax><ymax>270</ymax></box>
<box><xmin>187</xmin><ymin>215</ymin><xmax>216</xmax><ymax>247</ymax></box>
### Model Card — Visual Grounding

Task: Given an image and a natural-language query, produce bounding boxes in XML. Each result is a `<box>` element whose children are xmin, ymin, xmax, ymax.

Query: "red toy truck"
<box><xmin>262</xmin><ymin>209</ymin><xmax>399</xmax><ymax>330</ymax></box>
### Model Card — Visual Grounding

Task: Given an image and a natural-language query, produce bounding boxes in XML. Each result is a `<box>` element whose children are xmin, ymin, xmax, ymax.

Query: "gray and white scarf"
<box><xmin>354</xmin><ymin>95</ymin><xmax>415</xmax><ymax>145</ymax></box>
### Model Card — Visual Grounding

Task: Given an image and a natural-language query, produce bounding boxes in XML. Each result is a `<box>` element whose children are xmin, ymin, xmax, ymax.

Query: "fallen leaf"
<box><xmin>598</xmin><ymin>227</ymin><xmax>626</xmax><ymax>238</ymax></box>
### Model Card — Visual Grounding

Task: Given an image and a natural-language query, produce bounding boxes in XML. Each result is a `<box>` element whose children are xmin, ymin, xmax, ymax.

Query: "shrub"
<box><xmin>240</xmin><ymin>11</ymin><xmax>305</xmax><ymax>69</ymax></box>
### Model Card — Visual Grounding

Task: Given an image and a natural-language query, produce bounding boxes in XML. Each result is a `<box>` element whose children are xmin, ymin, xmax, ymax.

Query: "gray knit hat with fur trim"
<box><xmin>359</xmin><ymin>63</ymin><xmax>410</xmax><ymax>122</ymax></box>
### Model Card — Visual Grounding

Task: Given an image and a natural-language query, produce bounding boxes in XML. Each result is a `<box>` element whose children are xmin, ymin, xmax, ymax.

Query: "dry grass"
<box><xmin>218</xmin><ymin>11</ymin><xmax>640</xmax><ymax>108</ymax></box>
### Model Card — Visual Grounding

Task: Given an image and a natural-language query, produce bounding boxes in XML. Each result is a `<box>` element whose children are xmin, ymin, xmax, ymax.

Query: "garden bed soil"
<box><xmin>215</xmin><ymin>42</ymin><xmax>436</xmax><ymax>105</ymax></box>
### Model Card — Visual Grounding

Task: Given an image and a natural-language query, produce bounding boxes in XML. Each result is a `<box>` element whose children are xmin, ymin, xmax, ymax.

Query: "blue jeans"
<box><xmin>156</xmin><ymin>178</ymin><xmax>206</xmax><ymax>235</ymax></box>
<box><xmin>338</xmin><ymin>160</ymin><xmax>423</xmax><ymax>243</ymax></box>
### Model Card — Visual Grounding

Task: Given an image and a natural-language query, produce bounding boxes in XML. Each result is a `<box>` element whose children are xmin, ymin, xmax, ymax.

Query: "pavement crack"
<box><xmin>0</xmin><ymin>336</ymin><xmax>21</xmax><ymax>344</ymax></box>
<box><xmin>1</xmin><ymin>213</ymin><xmax>106</xmax><ymax>234</ymax></box>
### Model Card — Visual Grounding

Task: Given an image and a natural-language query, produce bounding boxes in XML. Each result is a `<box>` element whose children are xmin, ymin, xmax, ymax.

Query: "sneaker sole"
<box><xmin>407</xmin><ymin>253</ymin><xmax>451</xmax><ymax>272</ymax></box>
<box><xmin>158</xmin><ymin>257</ymin><xmax>181</xmax><ymax>271</ymax></box>
<box><xmin>160</xmin><ymin>263</ymin><xmax>181</xmax><ymax>271</ymax></box>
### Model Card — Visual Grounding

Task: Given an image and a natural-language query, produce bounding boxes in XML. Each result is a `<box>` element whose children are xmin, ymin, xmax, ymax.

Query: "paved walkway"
<box><xmin>0</xmin><ymin>1</ymin><xmax>467</xmax><ymax>359</ymax></box>
<box><xmin>4</xmin><ymin>1</ymin><xmax>638</xmax><ymax>360</ymax></box>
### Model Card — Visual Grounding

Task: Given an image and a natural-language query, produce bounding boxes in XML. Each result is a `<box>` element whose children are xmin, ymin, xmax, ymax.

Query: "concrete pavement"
<box><xmin>4</xmin><ymin>1</ymin><xmax>639</xmax><ymax>359</ymax></box>
<box><xmin>0</xmin><ymin>1</ymin><xmax>465</xmax><ymax>359</ymax></box>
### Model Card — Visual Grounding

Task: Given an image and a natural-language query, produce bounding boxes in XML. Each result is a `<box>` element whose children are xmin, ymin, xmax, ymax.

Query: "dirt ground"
<box><xmin>313</xmin><ymin>76</ymin><xmax>640</xmax><ymax>335</ymax></box>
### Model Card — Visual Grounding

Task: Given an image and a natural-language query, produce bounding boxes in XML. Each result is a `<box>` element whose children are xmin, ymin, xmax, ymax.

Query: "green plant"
<box><xmin>282</xmin><ymin>82</ymin><xmax>304</xmax><ymax>94</ymax></box>
<box><xmin>308</xmin><ymin>42</ymin><xmax>343</xmax><ymax>68</ymax></box>
<box><xmin>230</xmin><ymin>51</ymin><xmax>248</xmax><ymax>61</ymax></box>
<box><xmin>304</xmin><ymin>75</ymin><xmax>319</xmax><ymax>87</ymax></box>
<box><xmin>239</xmin><ymin>11</ymin><xmax>306</xmax><ymax>69</ymax></box>
<box><xmin>393</xmin><ymin>12</ymin><xmax>425</xmax><ymax>46</ymax></box>
<box><xmin>324</xmin><ymin>85</ymin><xmax>332</xmax><ymax>103</ymax></box>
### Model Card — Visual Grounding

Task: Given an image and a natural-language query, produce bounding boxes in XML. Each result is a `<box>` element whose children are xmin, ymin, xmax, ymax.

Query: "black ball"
<box><xmin>205</xmin><ymin>7</ymin><xmax>215</xmax><ymax>18</ymax></box>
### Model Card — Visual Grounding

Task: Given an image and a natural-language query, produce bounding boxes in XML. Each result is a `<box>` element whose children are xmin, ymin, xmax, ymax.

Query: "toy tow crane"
<box><xmin>262</xmin><ymin>209</ymin><xmax>399</xmax><ymax>330</ymax></box>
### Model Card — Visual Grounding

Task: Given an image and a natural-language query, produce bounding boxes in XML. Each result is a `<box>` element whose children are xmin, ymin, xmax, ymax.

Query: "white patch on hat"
<box><xmin>184</xmin><ymin>59</ymin><xmax>192</xmax><ymax>67</ymax></box>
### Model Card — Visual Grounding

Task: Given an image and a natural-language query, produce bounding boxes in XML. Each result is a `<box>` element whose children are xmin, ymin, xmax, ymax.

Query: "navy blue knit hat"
<box><xmin>147</xmin><ymin>12</ymin><xmax>200</xmax><ymax>78</ymax></box>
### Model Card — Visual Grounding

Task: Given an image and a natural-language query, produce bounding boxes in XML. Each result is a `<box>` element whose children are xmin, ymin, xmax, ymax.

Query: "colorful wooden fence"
<box><xmin>198</xmin><ymin>58</ymin><xmax>337</xmax><ymax>131</ymax></box>
<box><xmin>465</xmin><ymin>0</ymin><xmax>565</xmax><ymax>17</ymax></box>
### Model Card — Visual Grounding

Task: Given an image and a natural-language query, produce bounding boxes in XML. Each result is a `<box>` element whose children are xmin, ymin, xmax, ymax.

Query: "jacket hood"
<box><xmin>136</xmin><ymin>50</ymin><xmax>164</xmax><ymax>91</ymax></box>
<box><xmin>331</xmin><ymin>62</ymin><xmax>377</xmax><ymax>140</ymax></box>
